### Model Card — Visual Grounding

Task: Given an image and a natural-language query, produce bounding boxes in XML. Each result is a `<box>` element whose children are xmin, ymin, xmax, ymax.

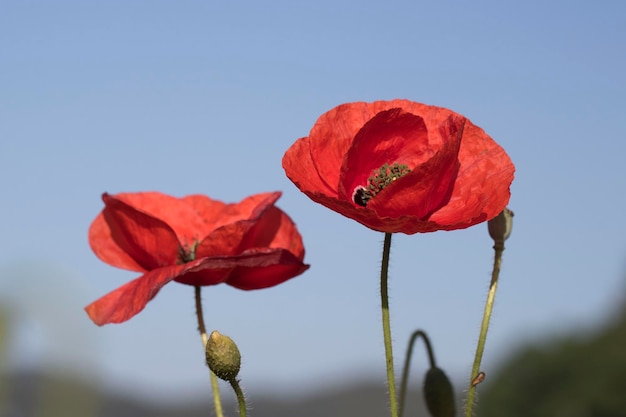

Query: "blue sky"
<box><xmin>1</xmin><ymin>0</ymin><xmax>625</xmax><ymax>403</ymax></box>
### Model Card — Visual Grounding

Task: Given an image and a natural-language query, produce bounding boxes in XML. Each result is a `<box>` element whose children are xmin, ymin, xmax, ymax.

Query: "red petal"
<box><xmin>307</xmin><ymin>103</ymin><xmax>378</xmax><ymax>192</ymax></box>
<box><xmin>306</xmin><ymin>100</ymin><xmax>441</xmax><ymax>191</ymax></box>
<box><xmin>242</xmin><ymin>206</ymin><xmax>306</xmax><ymax>259</ymax></box>
<box><xmin>284</xmin><ymin>100</ymin><xmax>457</xmax><ymax>203</ymax></box>
<box><xmin>107</xmin><ymin>192</ymin><xmax>217</xmax><ymax>246</ymax></box>
<box><xmin>89</xmin><ymin>212</ymin><xmax>147</xmax><ymax>272</ymax></box>
<box><xmin>285</xmin><ymin>190</ymin><xmax>395</xmax><ymax>232</ymax></box>
<box><xmin>224</xmin><ymin>248</ymin><xmax>310</xmax><ymax>290</ymax></box>
<box><xmin>282</xmin><ymin>136</ymin><xmax>339</xmax><ymax>199</ymax></box>
<box><xmin>369</xmin><ymin>115</ymin><xmax>465</xmax><ymax>219</ymax></box>
<box><xmin>337</xmin><ymin>108</ymin><xmax>429</xmax><ymax>201</ymax></box>
<box><xmin>173</xmin><ymin>248</ymin><xmax>309</xmax><ymax>287</ymax></box>
<box><xmin>194</xmin><ymin>192</ymin><xmax>281</xmax><ymax>258</ymax></box>
<box><xmin>91</xmin><ymin>194</ymin><xmax>181</xmax><ymax>271</ymax></box>
<box><xmin>85</xmin><ymin>262</ymin><xmax>195</xmax><ymax>325</ymax></box>
<box><xmin>428</xmin><ymin>120</ymin><xmax>515</xmax><ymax>228</ymax></box>
<box><xmin>270</xmin><ymin>208</ymin><xmax>306</xmax><ymax>259</ymax></box>
<box><xmin>180</xmin><ymin>194</ymin><xmax>229</xmax><ymax>239</ymax></box>
<box><xmin>283</xmin><ymin>99</ymin><xmax>515</xmax><ymax>234</ymax></box>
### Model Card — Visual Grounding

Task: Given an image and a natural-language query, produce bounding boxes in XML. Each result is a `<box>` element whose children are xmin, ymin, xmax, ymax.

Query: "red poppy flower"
<box><xmin>85</xmin><ymin>191</ymin><xmax>309</xmax><ymax>326</ymax></box>
<box><xmin>282</xmin><ymin>99</ymin><xmax>515</xmax><ymax>234</ymax></box>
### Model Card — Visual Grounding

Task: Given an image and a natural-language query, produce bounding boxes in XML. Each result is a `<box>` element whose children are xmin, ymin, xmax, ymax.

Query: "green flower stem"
<box><xmin>229</xmin><ymin>379</ymin><xmax>247</xmax><ymax>417</ymax></box>
<box><xmin>398</xmin><ymin>330</ymin><xmax>435</xmax><ymax>417</ymax></box>
<box><xmin>464</xmin><ymin>243</ymin><xmax>504</xmax><ymax>417</ymax></box>
<box><xmin>195</xmin><ymin>286</ymin><xmax>225</xmax><ymax>417</ymax></box>
<box><xmin>380</xmin><ymin>232</ymin><xmax>399</xmax><ymax>417</ymax></box>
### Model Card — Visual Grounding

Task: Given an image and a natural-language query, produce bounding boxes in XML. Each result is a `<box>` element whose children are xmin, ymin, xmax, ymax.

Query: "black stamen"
<box><xmin>352</xmin><ymin>163</ymin><xmax>411</xmax><ymax>207</ymax></box>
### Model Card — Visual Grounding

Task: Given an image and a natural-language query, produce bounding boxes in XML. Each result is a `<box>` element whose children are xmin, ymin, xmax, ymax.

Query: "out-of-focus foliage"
<box><xmin>479</xmin><ymin>301</ymin><xmax>626</xmax><ymax>417</ymax></box>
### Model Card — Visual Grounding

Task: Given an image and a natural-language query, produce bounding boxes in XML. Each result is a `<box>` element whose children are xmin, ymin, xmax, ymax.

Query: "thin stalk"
<box><xmin>195</xmin><ymin>286</ymin><xmax>224</xmax><ymax>417</ymax></box>
<box><xmin>229</xmin><ymin>379</ymin><xmax>247</xmax><ymax>417</ymax></box>
<box><xmin>398</xmin><ymin>330</ymin><xmax>436</xmax><ymax>417</ymax></box>
<box><xmin>380</xmin><ymin>232</ymin><xmax>398</xmax><ymax>417</ymax></box>
<box><xmin>464</xmin><ymin>243</ymin><xmax>504</xmax><ymax>417</ymax></box>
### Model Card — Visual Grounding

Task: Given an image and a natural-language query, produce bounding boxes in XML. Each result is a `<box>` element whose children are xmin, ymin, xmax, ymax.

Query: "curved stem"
<box><xmin>398</xmin><ymin>330</ymin><xmax>436</xmax><ymax>417</ymax></box>
<box><xmin>195</xmin><ymin>286</ymin><xmax>224</xmax><ymax>417</ymax></box>
<box><xmin>229</xmin><ymin>379</ymin><xmax>247</xmax><ymax>417</ymax></box>
<box><xmin>380</xmin><ymin>232</ymin><xmax>398</xmax><ymax>417</ymax></box>
<box><xmin>464</xmin><ymin>243</ymin><xmax>504</xmax><ymax>417</ymax></box>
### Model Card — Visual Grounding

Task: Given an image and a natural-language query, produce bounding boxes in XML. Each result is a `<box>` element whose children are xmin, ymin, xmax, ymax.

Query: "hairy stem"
<box><xmin>464</xmin><ymin>243</ymin><xmax>504</xmax><ymax>416</ymax></box>
<box><xmin>195</xmin><ymin>286</ymin><xmax>224</xmax><ymax>417</ymax></box>
<box><xmin>229</xmin><ymin>379</ymin><xmax>247</xmax><ymax>417</ymax></box>
<box><xmin>380</xmin><ymin>232</ymin><xmax>398</xmax><ymax>417</ymax></box>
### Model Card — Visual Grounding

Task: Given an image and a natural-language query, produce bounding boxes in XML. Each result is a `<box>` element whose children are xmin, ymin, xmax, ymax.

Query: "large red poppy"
<box><xmin>282</xmin><ymin>100</ymin><xmax>515</xmax><ymax>234</ymax></box>
<box><xmin>85</xmin><ymin>191</ymin><xmax>309</xmax><ymax>326</ymax></box>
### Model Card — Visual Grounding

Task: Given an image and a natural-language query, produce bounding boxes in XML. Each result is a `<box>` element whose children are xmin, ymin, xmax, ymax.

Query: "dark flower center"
<box><xmin>353</xmin><ymin>163</ymin><xmax>411</xmax><ymax>207</ymax></box>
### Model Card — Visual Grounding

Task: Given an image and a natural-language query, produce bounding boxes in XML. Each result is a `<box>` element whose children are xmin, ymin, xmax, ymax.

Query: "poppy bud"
<box><xmin>205</xmin><ymin>331</ymin><xmax>241</xmax><ymax>381</ymax></box>
<box><xmin>488</xmin><ymin>207</ymin><xmax>514</xmax><ymax>245</ymax></box>
<box><xmin>423</xmin><ymin>367</ymin><xmax>456</xmax><ymax>417</ymax></box>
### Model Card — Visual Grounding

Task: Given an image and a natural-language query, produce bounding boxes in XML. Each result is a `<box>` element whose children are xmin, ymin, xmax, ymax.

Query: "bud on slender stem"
<box><xmin>423</xmin><ymin>367</ymin><xmax>456</xmax><ymax>417</ymax></box>
<box><xmin>205</xmin><ymin>331</ymin><xmax>241</xmax><ymax>381</ymax></box>
<box><xmin>488</xmin><ymin>207</ymin><xmax>514</xmax><ymax>248</ymax></box>
<box><xmin>464</xmin><ymin>208</ymin><xmax>514</xmax><ymax>417</ymax></box>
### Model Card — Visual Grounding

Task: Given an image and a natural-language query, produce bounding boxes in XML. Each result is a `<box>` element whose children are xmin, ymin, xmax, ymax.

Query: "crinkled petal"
<box><xmin>338</xmin><ymin>108</ymin><xmax>429</xmax><ymax>200</ymax></box>
<box><xmin>282</xmin><ymin>136</ymin><xmax>338</xmax><ymax>198</ymax></box>
<box><xmin>89</xmin><ymin>212</ymin><xmax>147</xmax><ymax>273</ymax></box>
<box><xmin>176</xmin><ymin>194</ymin><xmax>229</xmax><ymax>242</ymax></box>
<box><xmin>244</xmin><ymin>206</ymin><xmax>306</xmax><ymax>259</ymax></box>
<box><xmin>428</xmin><ymin>121</ymin><xmax>515</xmax><ymax>228</ymax></box>
<box><xmin>307</xmin><ymin>102</ymin><xmax>377</xmax><ymax>191</ymax></box>
<box><xmin>91</xmin><ymin>193</ymin><xmax>181</xmax><ymax>271</ymax></box>
<box><xmin>85</xmin><ymin>262</ymin><xmax>198</xmax><ymax>326</ymax></box>
<box><xmin>304</xmin><ymin>100</ymin><xmax>440</xmax><ymax>189</ymax></box>
<box><xmin>194</xmin><ymin>192</ymin><xmax>281</xmax><ymax>258</ymax></box>
<box><xmin>283</xmin><ymin>101</ymin><xmax>436</xmax><ymax>200</ymax></box>
<box><xmin>107</xmin><ymin>192</ymin><xmax>220</xmax><ymax>246</ymax></box>
<box><xmin>369</xmin><ymin>115</ymin><xmax>464</xmax><ymax>219</ymax></box>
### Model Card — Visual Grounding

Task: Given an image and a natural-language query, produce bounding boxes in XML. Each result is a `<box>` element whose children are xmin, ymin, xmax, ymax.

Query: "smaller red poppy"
<box><xmin>85</xmin><ymin>191</ymin><xmax>309</xmax><ymax>326</ymax></box>
<box><xmin>282</xmin><ymin>99</ymin><xmax>515</xmax><ymax>234</ymax></box>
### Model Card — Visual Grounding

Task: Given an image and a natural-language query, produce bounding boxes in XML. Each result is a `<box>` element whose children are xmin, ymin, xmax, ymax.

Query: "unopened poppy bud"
<box><xmin>488</xmin><ymin>207</ymin><xmax>514</xmax><ymax>244</ymax></box>
<box><xmin>423</xmin><ymin>367</ymin><xmax>456</xmax><ymax>417</ymax></box>
<box><xmin>205</xmin><ymin>331</ymin><xmax>241</xmax><ymax>381</ymax></box>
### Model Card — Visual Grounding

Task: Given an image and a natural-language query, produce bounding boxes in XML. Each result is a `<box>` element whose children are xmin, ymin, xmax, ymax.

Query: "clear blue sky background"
<box><xmin>1</xmin><ymin>0</ymin><xmax>625</xmax><ymax>403</ymax></box>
